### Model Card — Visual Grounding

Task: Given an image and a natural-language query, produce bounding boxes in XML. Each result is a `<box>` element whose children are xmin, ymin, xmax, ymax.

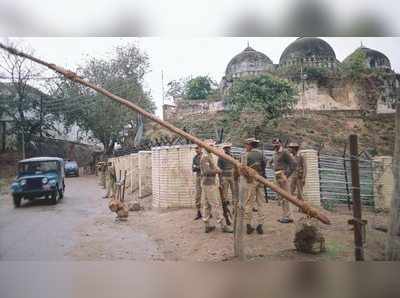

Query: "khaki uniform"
<box><xmin>290</xmin><ymin>153</ymin><xmax>307</xmax><ymax>201</ymax></box>
<box><xmin>192</xmin><ymin>153</ymin><xmax>203</xmax><ymax>211</ymax></box>
<box><xmin>242</xmin><ymin>149</ymin><xmax>265</xmax><ymax>226</ymax></box>
<box><xmin>106</xmin><ymin>164</ymin><xmax>117</xmax><ymax>198</ymax></box>
<box><xmin>200</xmin><ymin>153</ymin><xmax>225</xmax><ymax>228</ymax></box>
<box><xmin>272</xmin><ymin>149</ymin><xmax>297</xmax><ymax>220</ymax></box>
<box><xmin>97</xmin><ymin>162</ymin><xmax>107</xmax><ymax>188</ymax></box>
<box><xmin>217</xmin><ymin>153</ymin><xmax>238</xmax><ymax>204</ymax></box>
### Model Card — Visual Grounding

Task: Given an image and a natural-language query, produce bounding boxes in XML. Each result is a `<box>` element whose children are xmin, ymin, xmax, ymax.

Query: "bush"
<box><xmin>184</xmin><ymin>76</ymin><xmax>218</xmax><ymax>100</ymax></box>
<box><xmin>225</xmin><ymin>74</ymin><xmax>296</xmax><ymax>124</ymax></box>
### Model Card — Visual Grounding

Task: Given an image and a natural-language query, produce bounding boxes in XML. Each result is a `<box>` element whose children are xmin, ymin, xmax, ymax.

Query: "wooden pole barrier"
<box><xmin>0</xmin><ymin>43</ymin><xmax>331</xmax><ymax>225</ymax></box>
<box><xmin>349</xmin><ymin>134</ymin><xmax>365</xmax><ymax>261</ymax></box>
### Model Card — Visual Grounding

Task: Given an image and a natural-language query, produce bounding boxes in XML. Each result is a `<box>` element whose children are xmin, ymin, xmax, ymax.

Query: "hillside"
<box><xmin>169</xmin><ymin>111</ymin><xmax>395</xmax><ymax>156</ymax></box>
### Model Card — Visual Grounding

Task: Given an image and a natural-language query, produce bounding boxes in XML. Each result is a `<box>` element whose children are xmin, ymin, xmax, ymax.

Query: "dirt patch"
<box><xmin>120</xmin><ymin>196</ymin><xmax>388</xmax><ymax>261</ymax></box>
<box><xmin>65</xmin><ymin>177</ymin><xmax>388</xmax><ymax>261</ymax></box>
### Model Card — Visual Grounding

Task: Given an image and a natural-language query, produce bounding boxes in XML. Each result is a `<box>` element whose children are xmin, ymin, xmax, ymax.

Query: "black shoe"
<box><xmin>246</xmin><ymin>224</ymin><xmax>255</xmax><ymax>235</ymax></box>
<box><xmin>256</xmin><ymin>224</ymin><xmax>264</xmax><ymax>234</ymax></box>
<box><xmin>194</xmin><ymin>210</ymin><xmax>202</xmax><ymax>220</ymax></box>
<box><xmin>278</xmin><ymin>218</ymin><xmax>294</xmax><ymax>224</ymax></box>
<box><xmin>205</xmin><ymin>226</ymin><xmax>216</xmax><ymax>233</ymax></box>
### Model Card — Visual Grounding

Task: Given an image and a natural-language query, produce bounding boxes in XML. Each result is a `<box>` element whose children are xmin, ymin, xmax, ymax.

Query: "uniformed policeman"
<box><xmin>217</xmin><ymin>143</ymin><xmax>238</xmax><ymax>204</ymax></box>
<box><xmin>242</xmin><ymin>138</ymin><xmax>266</xmax><ymax>235</ymax></box>
<box><xmin>288</xmin><ymin>142</ymin><xmax>307</xmax><ymax>204</ymax></box>
<box><xmin>271</xmin><ymin>139</ymin><xmax>297</xmax><ymax>223</ymax></box>
<box><xmin>103</xmin><ymin>161</ymin><xmax>117</xmax><ymax>199</ymax></box>
<box><xmin>192</xmin><ymin>145</ymin><xmax>203</xmax><ymax>220</ymax></box>
<box><xmin>200</xmin><ymin>140</ymin><xmax>233</xmax><ymax>233</ymax></box>
<box><xmin>97</xmin><ymin>161</ymin><xmax>107</xmax><ymax>189</ymax></box>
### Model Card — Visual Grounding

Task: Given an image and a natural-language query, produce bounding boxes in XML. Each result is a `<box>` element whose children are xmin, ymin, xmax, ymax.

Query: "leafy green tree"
<box><xmin>225</xmin><ymin>74</ymin><xmax>296</xmax><ymax>123</ymax></box>
<box><xmin>184</xmin><ymin>76</ymin><xmax>217</xmax><ymax>100</ymax></box>
<box><xmin>52</xmin><ymin>44</ymin><xmax>155</xmax><ymax>154</ymax></box>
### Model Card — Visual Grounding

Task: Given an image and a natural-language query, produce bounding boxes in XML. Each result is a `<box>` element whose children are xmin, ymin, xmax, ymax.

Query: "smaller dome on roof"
<box><xmin>225</xmin><ymin>45</ymin><xmax>274</xmax><ymax>79</ymax></box>
<box><xmin>343</xmin><ymin>46</ymin><xmax>391</xmax><ymax>70</ymax></box>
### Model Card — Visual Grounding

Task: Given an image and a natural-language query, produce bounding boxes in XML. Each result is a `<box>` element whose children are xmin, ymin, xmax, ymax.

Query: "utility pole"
<box><xmin>161</xmin><ymin>70</ymin><xmax>165</xmax><ymax>106</ymax></box>
<box><xmin>39</xmin><ymin>95</ymin><xmax>43</xmax><ymax>155</ymax></box>
<box><xmin>386</xmin><ymin>103</ymin><xmax>400</xmax><ymax>260</ymax></box>
<box><xmin>1</xmin><ymin>121</ymin><xmax>5</xmax><ymax>152</ymax></box>
<box><xmin>161</xmin><ymin>70</ymin><xmax>166</xmax><ymax>120</ymax></box>
<box><xmin>21</xmin><ymin>127</ymin><xmax>25</xmax><ymax>159</ymax></box>
<box><xmin>349</xmin><ymin>134</ymin><xmax>364</xmax><ymax>261</ymax></box>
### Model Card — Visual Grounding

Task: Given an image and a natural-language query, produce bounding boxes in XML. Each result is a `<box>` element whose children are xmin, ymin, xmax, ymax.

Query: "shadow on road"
<box><xmin>18</xmin><ymin>197</ymin><xmax>64</xmax><ymax>208</ymax></box>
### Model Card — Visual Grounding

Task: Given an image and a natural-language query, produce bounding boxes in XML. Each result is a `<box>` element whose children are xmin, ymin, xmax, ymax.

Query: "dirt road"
<box><xmin>0</xmin><ymin>176</ymin><xmax>161</xmax><ymax>260</ymax></box>
<box><xmin>0</xmin><ymin>175</ymin><xmax>388</xmax><ymax>261</ymax></box>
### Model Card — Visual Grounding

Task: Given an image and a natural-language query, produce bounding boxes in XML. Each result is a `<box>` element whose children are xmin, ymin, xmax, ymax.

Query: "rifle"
<box><xmin>260</xmin><ymin>141</ymin><xmax>269</xmax><ymax>203</ymax></box>
<box><xmin>218</xmin><ymin>181</ymin><xmax>232</xmax><ymax>226</ymax></box>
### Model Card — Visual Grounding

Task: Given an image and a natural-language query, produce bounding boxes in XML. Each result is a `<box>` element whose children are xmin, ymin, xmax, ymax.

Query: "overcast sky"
<box><xmin>8</xmin><ymin>37</ymin><xmax>400</xmax><ymax>116</ymax></box>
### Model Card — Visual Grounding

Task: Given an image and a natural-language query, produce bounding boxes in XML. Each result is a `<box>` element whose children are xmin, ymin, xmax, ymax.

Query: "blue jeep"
<box><xmin>10</xmin><ymin>157</ymin><xmax>65</xmax><ymax>207</ymax></box>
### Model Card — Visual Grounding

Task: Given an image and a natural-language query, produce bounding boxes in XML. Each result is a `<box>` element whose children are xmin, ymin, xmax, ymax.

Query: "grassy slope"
<box><xmin>170</xmin><ymin>111</ymin><xmax>395</xmax><ymax>156</ymax></box>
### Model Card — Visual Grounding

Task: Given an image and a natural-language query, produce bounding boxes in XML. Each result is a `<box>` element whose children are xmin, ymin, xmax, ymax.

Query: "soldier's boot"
<box><xmin>256</xmin><ymin>224</ymin><xmax>264</xmax><ymax>235</ymax></box>
<box><xmin>205</xmin><ymin>222</ymin><xmax>215</xmax><ymax>233</ymax></box>
<box><xmin>194</xmin><ymin>210</ymin><xmax>202</xmax><ymax>220</ymax></box>
<box><xmin>221</xmin><ymin>223</ymin><xmax>233</xmax><ymax>233</ymax></box>
<box><xmin>205</xmin><ymin>225</ymin><xmax>216</xmax><ymax>233</ymax></box>
<box><xmin>246</xmin><ymin>224</ymin><xmax>255</xmax><ymax>235</ymax></box>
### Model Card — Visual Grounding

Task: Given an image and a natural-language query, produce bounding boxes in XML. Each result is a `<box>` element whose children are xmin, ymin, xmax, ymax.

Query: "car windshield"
<box><xmin>65</xmin><ymin>161</ymin><xmax>78</xmax><ymax>168</ymax></box>
<box><xmin>18</xmin><ymin>161</ymin><xmax>59</xmax><ymax>176</ymax></box>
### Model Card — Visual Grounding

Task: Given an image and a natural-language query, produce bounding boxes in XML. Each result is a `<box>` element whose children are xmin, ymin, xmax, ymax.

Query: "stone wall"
<box><xmin>163</xmin><ymin>100</ymin><xmax>225</xmax><ymax>121</ymax></box>
<box><xmin>373</xmin><ymin>156</ymin><xmax>394</xmax><ymax>211</ymax></box>
<box><xmin>138</xmin><ymin>151</ymin><xmax>152</xmax><ymax>199</ymax></box>
<box><xmin>300</xmin><ymin>149</ymin><xmax>321</xmax><ymax>207</ymax></box>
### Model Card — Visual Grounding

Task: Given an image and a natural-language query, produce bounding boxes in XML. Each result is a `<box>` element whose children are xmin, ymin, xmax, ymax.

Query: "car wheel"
<box><xmin>50</xmin><ymin>190</ymin><xmax>58</xmax><ymax>205</ymax></box>
<box><xmin>13</xmin><ymin>195</ymin><xmax>21</xmax><ymax>208</ymax></box>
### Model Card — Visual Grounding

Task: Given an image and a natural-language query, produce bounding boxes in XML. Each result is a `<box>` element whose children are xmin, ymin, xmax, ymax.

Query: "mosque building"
<box><xmin>164</xmin><ymin>37</ymin><xmax>399</xmax><ymax>120</ymax></box>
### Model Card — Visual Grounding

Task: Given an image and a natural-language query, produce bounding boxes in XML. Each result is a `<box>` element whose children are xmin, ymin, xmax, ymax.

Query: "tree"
<box><xmin>184</xmin><ymin>75</ymin><xmax>217</xmax><ymax>100</ymax></box>
<box><xmin>52</xmin><ymin>44</ymin><xmax>155</xmax><ymax>154</ymax></box>
<box><xmin>0</xmin><ymin>41</ymin><xmax>57</xmax><ymax>157</ymax></box>
<box><xmin>341</xmin><ymin>50</ymin><xmax>369</xmax><ymax>81</ymax></box>
<box><xmin>166</xmin><ymin>78</ymin><xmax>187</xmax><ymax>102</ymax></box>
<box><xmin>225</xmin><ymin>74</ymin><xmax>296</xmax><ymax>124</ymax></box>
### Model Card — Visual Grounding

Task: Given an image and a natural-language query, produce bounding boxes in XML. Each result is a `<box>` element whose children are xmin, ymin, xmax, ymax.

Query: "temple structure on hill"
<box><xmin>164</xmin><ymin>37</ymin><xmax>399</xmax><ymax>121</ymax></box>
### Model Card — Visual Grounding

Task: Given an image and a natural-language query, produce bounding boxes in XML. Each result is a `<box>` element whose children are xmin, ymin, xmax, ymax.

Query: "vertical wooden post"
<box><xmin>343</xmin><ymin>144</ymin><xmax>352</xmax><ymax>210</ymax></box>
<box><xmin>386</xmin><ymin>103</ymin><xmax>400</xmax><ymax>260</ymax></box>
<box><xmin>122</xmin><ymin>170</ymin><xmax>127</xmax><ymax>203</ymax></box>
<box><xmin>349</xmin><ymin>134</ymin><xmax>364</xmax><ymax>261</ymax></box>
<box><xmin>233</xmin><ymin>200</ymin><xmax>238</xmax><ymax>255</ymax></box>
<box><xmin>234</xmin><ymin>177</ymin><xmax>245</xmax><ymax>260</ymax></box>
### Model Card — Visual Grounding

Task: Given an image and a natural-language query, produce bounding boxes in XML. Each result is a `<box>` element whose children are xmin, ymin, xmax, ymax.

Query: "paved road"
<box><xmin>0</xmin><ymin>176</ymin><xmax>160</xmax><ymax>260</ymax></box>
